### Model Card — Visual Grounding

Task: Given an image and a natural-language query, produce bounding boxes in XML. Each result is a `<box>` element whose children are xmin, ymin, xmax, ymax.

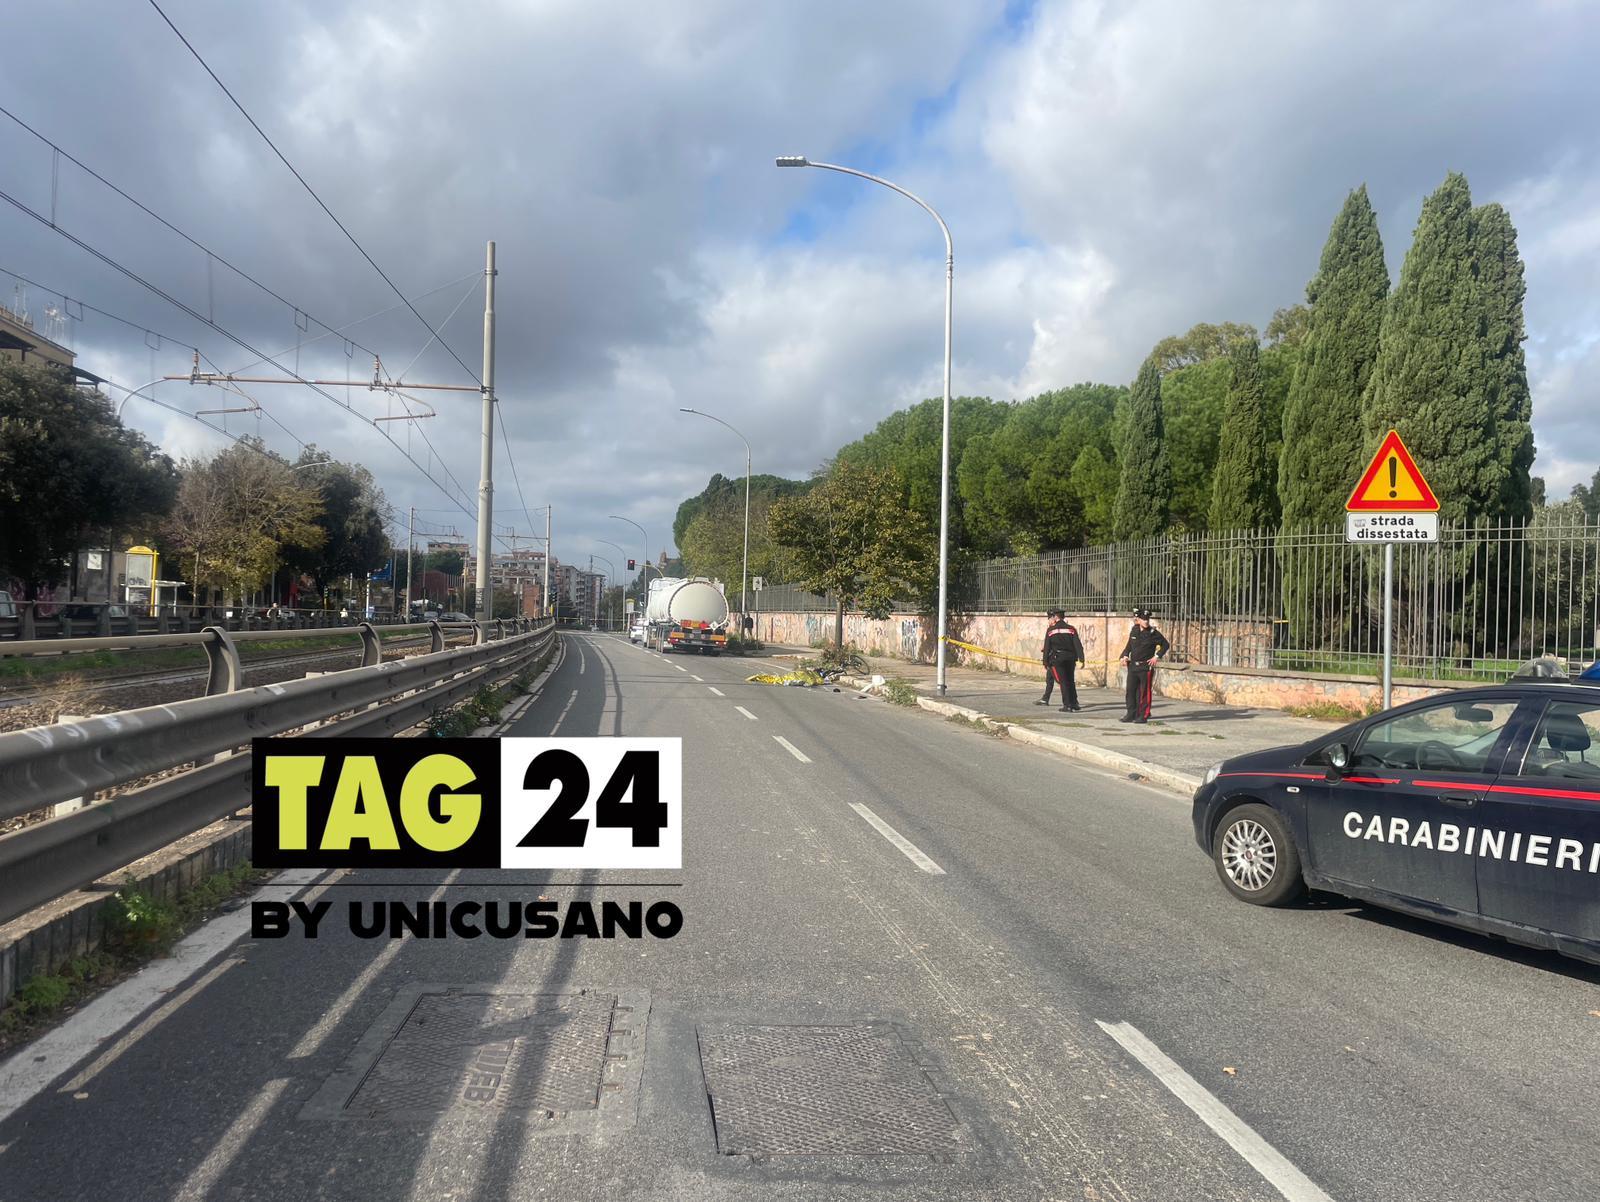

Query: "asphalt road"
<box><xmin>1</xmin><ymin>631</ymin><xmax>1596</xmax><ymax>1201</ymax></box>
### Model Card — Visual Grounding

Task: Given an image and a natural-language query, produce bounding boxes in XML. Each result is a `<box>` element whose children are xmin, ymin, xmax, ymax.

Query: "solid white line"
<box><xmin>58</xmin><ymin>957</ymin><xmax>241</xmax><ymax>1093</ymax></box>
<box><xmin>735</xmin><ymin>706</ymin><xmax>758</xmax><ymax>721</ymax></box>
<box><xmin>0</xmin><ymin>868</ymin><xmax>323</xmax><ymax>1124</ymax></box>
<box><xmin>577</xmin><ymin>644</ymin><xmax>586</xmax><ymax>673</ymax></box>
<box><xmin>772</xmin><ymin>735</ymin><xmax>811</xmax><ymax>763</ymax></box>
<box><xmin>707</xmin><ymin>686</ymin><xmax>725</xmax><ymax>697</ymax></box>
<box><xmin>1095</xmin><ymin>1020</ymin><xmax>1335</xmax><ymax>1202</ymax></box>
<box><xmin>848</xmin><ymin>803</ymin><xmax>946</xmax><ymax>875</ymax></box>
<box><xmin>172</xmin><ymin>1078</ymin><xmax>290</xmax><ymax>1201</ymax></box>
<box><xmin>290</xmin><ymin>870</ymin><xmax>461</xmax><ymax>1059</ymax></box>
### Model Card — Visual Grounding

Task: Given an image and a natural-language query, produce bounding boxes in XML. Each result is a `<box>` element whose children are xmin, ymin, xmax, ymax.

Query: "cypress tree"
<box><xmin>1278</xmin><ymin>186</ymin><xmax>1389</xmax><ymax>529</ymax></box>
<box><xmin>1209</xmin><ymin>338</ymin><xmax>1277</xmax><ymax>531</ymax></box>
<box><xmin>1112</xmin><ymin>356</ymin><xmax>1171</xmax><ymax>539</ymax></box>
<box><xmin>1363</xmin><ymin>173</ymin><xmax>1498</xmax><ymax>523</ymax></box>
<box><xmin>1471</xmin><ymin>202</ymin><xmax>1535</xmax><ymax>521</ymax></box>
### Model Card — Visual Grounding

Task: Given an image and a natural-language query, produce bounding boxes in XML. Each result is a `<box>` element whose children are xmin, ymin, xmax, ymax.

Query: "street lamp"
<box><xmin>679</xmin><ymin>408</ymin><xmax>750</xmax><ymax>623</ymax></box>
<box><xmin>608</xmin><ymin>514</ymin><xmax>656</xmax><ymax>597</ymax></box>
<box><xmin>589</xmin><ymin>553</ymin><xmax>616</xmax><ymax>628</ymax></box>
<box><xmin>596</xmin><ymin>539</ymin><xmax>633</xmax><ymax>612</ymax></box>
<box><xmin>776</xmin><ymin>154</ymin><xmax>954</xmax><ymax>695</ymax></box>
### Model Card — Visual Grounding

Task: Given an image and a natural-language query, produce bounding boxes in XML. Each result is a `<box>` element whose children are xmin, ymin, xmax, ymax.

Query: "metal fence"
<box><xmin>757</xmin><ymin>517</ymin><xmax>1600</xmax><ymax>682</ymax></box>
<box><xmin>972</xmin><ymin>518</ymin><xmax>1600</xmax><ymax>681</ymax></box>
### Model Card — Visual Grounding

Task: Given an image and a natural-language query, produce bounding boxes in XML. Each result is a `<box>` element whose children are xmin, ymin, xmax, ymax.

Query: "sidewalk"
<box><xmin>767</xmin><ymin>646</ymin><xmax>1346</xmax><ymax>793</ymax></box>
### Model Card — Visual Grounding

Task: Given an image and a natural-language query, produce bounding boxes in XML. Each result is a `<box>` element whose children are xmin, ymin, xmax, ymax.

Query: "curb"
<box><xmin>841</xmin><ymin>673</ymin><xmax>1201</xmax><ymax>797</ymax></box>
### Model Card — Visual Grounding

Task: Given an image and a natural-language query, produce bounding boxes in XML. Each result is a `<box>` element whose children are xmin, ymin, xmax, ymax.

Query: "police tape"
<box><xmin>939</xmin><ymin>636</ymin><xmax>1047</xmax><ymax>668</ymax></box>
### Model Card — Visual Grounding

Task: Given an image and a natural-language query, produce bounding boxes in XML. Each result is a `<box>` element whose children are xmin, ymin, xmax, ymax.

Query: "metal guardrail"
<box><xmin>0</xmin><ymin>604</ymin><xmax>447</xmax><ymax>642</ymax></box>
<box><xmin>0</xmin><ymin>619</ymin><xmax>557</xmax><ymax>925</ymax></box>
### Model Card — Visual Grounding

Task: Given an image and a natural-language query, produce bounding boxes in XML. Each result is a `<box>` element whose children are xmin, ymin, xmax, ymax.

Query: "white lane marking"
<box><xmin>290</xmin><ymin>869</ymin><xmax>461</xmax><ymax>1059</ymax></box>
<box><xmin>550</xmin><ymin>688</ymin><xmax>579</xmax><ymax>734</ymax></box>
<box><xmin>707</xmin><ymin>686</ymin><xmax>725</xmax><ymax>697</ymax></box>
<box><xmin>848</xmin><ymin>803</ymin><xmax>946</xmax><ymax>875</ymax></box>
<box><xmin>772</xmin><ymin>735</ymin><xmax>811</xmax><ymax>763</ymax></box>
<box><xmin>172</xmin><ymin>1078</ymin><xmax>291</xmax><ymax>1202</ymax></box>
<box><xmin>672</xmin><ymin>663</ymin><xmax>687</xmax><ymax>672</ymax></box>
<box><xmin>577</xmin><ymin>644</ymin><xmax>586</xmax><ymax>674</ymax></box>
<box><xmin>1096</xmin><ymin>1020</ymin><xmax>1335</xmax><ymax>1202</ymax></box>
<box><xmin>0</xmin><ymin>868</ymin><xmax>323</xmax><ymax>1123</ymax></box>
<box><xmin>735</xmin><ymin>706</ymin><xmax>758</xmax><ymax>721</ymax></box>
<box><xmin>58</xmin><ymin>957</ymin><xmax>242</xmax><ymax>1093</ymax></box>
<box><xmin>689</xmin><ymin>674</ymin><xmax>703</xmax><ymax>682</ymax></box>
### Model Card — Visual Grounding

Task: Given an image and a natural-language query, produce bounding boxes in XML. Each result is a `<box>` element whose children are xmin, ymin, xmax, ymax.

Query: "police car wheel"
<box><xmin>1213</xmin><ymin>804</ymin><xmax>1305</xmax><ymax>907</ymax></box>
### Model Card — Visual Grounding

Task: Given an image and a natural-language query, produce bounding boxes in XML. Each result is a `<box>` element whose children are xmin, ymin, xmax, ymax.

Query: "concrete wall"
<box><xmin>755</xmin><ymin>609</ymin><xmax>1452</xmax><ymax>711</ymax></box>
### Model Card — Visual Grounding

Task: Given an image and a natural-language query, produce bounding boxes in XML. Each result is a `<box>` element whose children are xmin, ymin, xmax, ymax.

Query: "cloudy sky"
<box><xmin>5</xmin><ymin>0</ymin><xmax>1597</xmax><ymax>574</ymax></box>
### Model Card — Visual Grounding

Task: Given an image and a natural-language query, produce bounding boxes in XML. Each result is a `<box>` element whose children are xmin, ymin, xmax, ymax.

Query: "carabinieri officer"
<box><xmin>1118</xmin><ymin>608</ymin><xmax>1170</xmax><ymax>723</ymax></box>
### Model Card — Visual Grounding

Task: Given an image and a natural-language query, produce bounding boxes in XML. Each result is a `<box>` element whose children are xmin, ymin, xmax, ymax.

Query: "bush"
<box><xmin>882</xmin><ymin>680</ymin><xmax>919</xmax><ymax>706</ymax></box>
<box><xmin>805</xmin><ymin>641</ymin><xmax>869</xmax><ymax>674</ymax></box>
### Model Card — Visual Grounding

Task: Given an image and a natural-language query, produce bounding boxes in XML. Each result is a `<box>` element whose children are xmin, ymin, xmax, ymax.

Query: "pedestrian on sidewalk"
<box><xmin>1038</xmin><ymin>610</ymin><xmax>1085</xmax><ymax>711</ymax></box>
<box><xmin>1037</xmin><ymin>610</ymin><xmax>1064</xmax><ymax>705</ymax></box>
<box><xmin>1118</xmin><ymin>608</ymin><xmax>1170</xmax><ymax>723</ymax></box>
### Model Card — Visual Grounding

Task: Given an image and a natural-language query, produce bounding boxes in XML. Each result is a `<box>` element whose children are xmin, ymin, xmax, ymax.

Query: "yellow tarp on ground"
<box><xmin>745</xmin><ymin>669</ymin><xmax>825</xmax><ymax>687</ymax></box>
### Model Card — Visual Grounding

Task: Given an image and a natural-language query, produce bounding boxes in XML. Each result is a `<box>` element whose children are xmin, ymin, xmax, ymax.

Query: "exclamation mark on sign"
<box><xmin>1388</xmin><ymin>455</ymin><xmax>1397</xmax><ymax>498</ymax></box>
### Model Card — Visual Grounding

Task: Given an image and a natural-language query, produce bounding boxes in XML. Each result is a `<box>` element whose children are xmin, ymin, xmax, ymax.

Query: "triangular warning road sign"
<box><xmin>1346</xmin><ymin>429</ymin><xmax>1439</xmax><ymax>512</ymax></box>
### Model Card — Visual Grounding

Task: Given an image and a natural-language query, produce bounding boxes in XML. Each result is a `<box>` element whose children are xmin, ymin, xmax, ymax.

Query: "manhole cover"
<box><xmin>697</xmin><ymin>1023</ymin><xmax>970</xmax><ymax>1157</ymax></box>
<box><xmin>301</xmin><ymin>986</ymin><xmax>648</xmax><ymax>1134</ymax></box>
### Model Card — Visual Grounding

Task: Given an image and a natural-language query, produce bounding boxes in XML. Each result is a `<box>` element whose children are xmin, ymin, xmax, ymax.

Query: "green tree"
<box><xmin>1148</xmin><ymin>321</ymin><xmax>1259</xmax><ymax>372</ymax></box>
<box><xmin>1265</xmin><ymin>305</ymin><xmax>1313</xmax><ymax>349</ymax></box>
<box><xmin>1208</xmin><ymin>339</ymin><xmax>1277</xmax><ymax>531</ymax></box>
<box><xmin>1159</xmin><ymin>356</ymin><xmax>1230</xmax><ymax>530</ymax></box>
<box><xmin>1112</xmin><ymin>357</ymin><xmax>1171</xmax><ymax>538</ymax></box>
<box><xmin>1279</xmin><ymin>186</ymin><xmax>1390</xmax><ymax>529</ymax></box>
<box><xmin>1571</xmin><ymin>467</ymin><xmax>1600</xmax><ymax>520</ymax></box>
<box><xmin>0</xmin><ymin>362</ymin><xmax>178</xmax><ymax>589</ymax></box>
<box><xmin>280</xmin><ymin>450</ymin><xmax>391</xmax><ymax>598</ymax></box>
<box><xmin>768</xmin><ymin>460</ymin><xmax>936</xmax><ymax>650</ymax></box>
<box><xmin>1363</xmin><ymin>173</ymin><xmax>1499</xmax><ymax>522</ymax></box>
<box><xmin>673</xmin><ymin>472</ymin><xmax>809</xmax><ymax>550</ymax></box>
<box><xmin>161</xmin><ymin>441</ymin><xmax>324</xmax><ymax>606</ymax></box>
<box><xmin>955</xmin><ymin>383</ymin><xmax>1122</xmax><ymax>554</ymax></box>
<box><xmin>1069</xmin><ymin>445</ymin><xmax>1119</xmax><ymax>542</ymax></box>
<box><xmin>1471</xmin><ymin>202</ymin><xmax>1535</xmax><ymax>521</ymax></box>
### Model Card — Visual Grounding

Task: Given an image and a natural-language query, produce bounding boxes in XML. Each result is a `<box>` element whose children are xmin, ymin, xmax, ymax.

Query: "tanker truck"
<box><xmin>645</xmin><ymin>576</ymin><xmax>729</xmax><ymax>655</ymax></box>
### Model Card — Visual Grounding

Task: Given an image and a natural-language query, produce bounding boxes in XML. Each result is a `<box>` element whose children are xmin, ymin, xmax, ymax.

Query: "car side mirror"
<box><xmin>1326</xmin><ymin>743</ymin><xmax>1350</xmax><ymax>774</ymax></box>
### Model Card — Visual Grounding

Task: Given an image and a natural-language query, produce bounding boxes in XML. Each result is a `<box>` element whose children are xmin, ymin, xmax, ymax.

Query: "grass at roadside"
<box><xmin>881</xmin><ymin>678</ymin><xmax>920</xmax><ymax>706</ymax></box>
<box><xmin>0</xmin><ymin>863</ymin><xmax>268</xmax><ymax>1054</ymax></box>
<box><xmin>1284</xmin><ymin>699</ymin><xmax>1380</xmax><ymax>723</ymax></box>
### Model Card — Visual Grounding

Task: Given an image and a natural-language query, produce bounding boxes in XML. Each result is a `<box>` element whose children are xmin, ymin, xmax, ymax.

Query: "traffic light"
<box><xmin>628</xmin><ymin>559</ymin><xmax>636</xmax><ymax>570</ymax></box>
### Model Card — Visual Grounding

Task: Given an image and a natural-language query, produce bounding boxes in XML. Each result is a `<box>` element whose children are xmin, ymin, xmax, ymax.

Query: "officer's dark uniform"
<box><xmin>1041</xmin><ymin>614</ymin><xmax>1085</xmax><ymax>711</ymax></box>
<box><xmin>1038</xmin><ymin>612</ymin><xmax>1063</xmax><ymax>704</ymax></box>
<box><xmin>1118</xmin><ymin>609</ymin><xmax>1171</xmax><ymax>722</ymax></box>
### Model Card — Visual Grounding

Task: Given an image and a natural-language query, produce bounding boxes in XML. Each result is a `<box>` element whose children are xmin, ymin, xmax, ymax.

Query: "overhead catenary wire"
<box><xmin>0</xmin><ymin>184</ymin><xmax>483</xmax><ymax>528</ymax></box>
<box><xmin>146</xmin><ymin>0</ymin><xmax>482</xmax><ymax>389</ymax></box>
<box><xmin>0</xmin><ymin>103</ymin><xmax>392</xmax><ymax>375</ymax></box>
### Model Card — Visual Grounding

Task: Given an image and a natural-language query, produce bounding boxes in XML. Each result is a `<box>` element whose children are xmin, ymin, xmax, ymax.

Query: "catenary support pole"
<box><xmin>474</xmin><ymin>240</ymin><xmax>497</xmax><ymax>621</ymax></box>
<box><xmin>404</xmin><ymin>506</ymin><xmax>414</xmax><ymax>616</ymax></box>
<box><xmin>544</xmin><ymin>507</ymin><xmax>552</xmax><ymax>618</ymax></box>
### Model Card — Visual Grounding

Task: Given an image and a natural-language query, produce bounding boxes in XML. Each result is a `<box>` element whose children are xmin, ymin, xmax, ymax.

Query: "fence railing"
<box><xmin>0</xmin><ymin>619</ymin><xmax>557</xmax><ymax>925</ymax></box>
<box><xmin>755</xmin><ymin>516</ymin><xmax>1600</xmax><ymax>682</ymax></box>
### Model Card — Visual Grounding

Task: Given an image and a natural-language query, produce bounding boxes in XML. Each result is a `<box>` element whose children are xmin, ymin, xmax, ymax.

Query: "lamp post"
<box><xmin>608</xmin><ymin>514</ymin><xmax>653</xmax><ymax>598</ymax></box>
<box><xmin>679</xmin><ymin>408</ymin><xmax>750</xmax><ymax>623</ymax></box>
<box><xmin>589</xmin><ymin>553</ymin><xmax>616</xmax><ymax>628</ymax></box>
<box><xmin>597</xmin><ymin>539</ymin><xmax>632</xmax><ymax>612</ymax></box>
<box><xmin>776</xmin><ymin>154</ymin><xmax>954</xmax><ymax>695</ymax></box>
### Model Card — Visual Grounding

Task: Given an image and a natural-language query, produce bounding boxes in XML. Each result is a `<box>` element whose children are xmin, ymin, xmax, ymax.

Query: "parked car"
<box><xmin>440</xmin><ymin>611</ymin><xmax>474</xmax><ymax>622</ymax></box>
<box><xmin>1192</xmin><ymin>675</ymin><xmax>1600</xmax><ymax>966</ymax></box>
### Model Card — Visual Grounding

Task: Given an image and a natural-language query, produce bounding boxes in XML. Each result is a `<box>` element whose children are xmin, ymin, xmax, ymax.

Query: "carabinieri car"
<box><xmin>1193</xmin><ymin>675</ymin><xmax>1600</xmax><ymax>966</ymax></box>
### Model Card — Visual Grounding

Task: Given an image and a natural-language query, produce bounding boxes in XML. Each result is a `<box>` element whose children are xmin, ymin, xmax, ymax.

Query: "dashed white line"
<box><xmin>707</xmin><ymin>686</ymin><xmax>725</xmax><ymax>697</ymax></box>
<box><xmin>735</xmin><ymin>706</ymin><xmax>758</xmax><ymax>721</ymax></box>
<box><xmin>1096</xmin><ymin>1020</ymin><xmax>1335</xmax><ymax>1202</ymax></box>
<box><xmin>848</xmin><ymin>803</ymin><xmax>946</xmax><ymax>875</ymax></box>
<box><xmin>577</xmin><ymin>645</ymin><xmax>586</xmax><ymax>673</ymax></box>
<box><xmin>551</xmin><ymin>689</ymin><xmax>579</xmax><ymax>734</ymax></box>
<box><xmin>172</xmin><ymin>1078</ymin><xmax>291</xmax><ymax>1202</ymax></box>
<box><xmin>772</xmin><ymin>735</ymin><xmax>811</xmax><ymax>763</ymax></box>
<box><xmin>689</xmin><ymin>674</ymin><xmax>703</xmax><ymax>682</ymax></box>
